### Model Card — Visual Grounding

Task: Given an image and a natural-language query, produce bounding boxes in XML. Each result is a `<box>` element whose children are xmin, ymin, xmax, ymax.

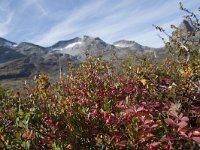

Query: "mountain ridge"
<box><xmin>0</xmin><ymin>35</ymin><xmax>161</xmax><ymax>51</ymax></box>
<box><xmin>0</xmin><ymin>35</ymin><xmax>166</xmax><ymax>89</ymax></box>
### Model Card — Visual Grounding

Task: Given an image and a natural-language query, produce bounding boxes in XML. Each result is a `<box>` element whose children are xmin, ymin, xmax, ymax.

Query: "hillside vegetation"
<box><xmin>0</xmin><ymin>3</ymin><xmax>199</xmax><ymax>150</ymax></box>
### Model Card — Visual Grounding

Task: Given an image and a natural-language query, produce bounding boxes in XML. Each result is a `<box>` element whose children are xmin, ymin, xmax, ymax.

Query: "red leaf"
<box><xmin>164</xmin><ymin>118</ymin><xmax>176</xmax><ymax>126</ymax></box>
<box><xmin>179</xmin><ymin>131</ymin><xmax>188</xmax><ymax>138</ymax></box>
<box><xmin>150</xmin><ymin>142</ymin><xmax>160</xmax><ymax>148</ymax></box>
<box><xmin>103</xmin><ymin>112</ymin><xmax>109</xmax><ymax>120</ymax></box>
<box><xmin>179</xmin><ymin>128</ymin><xmax>187</xmax><ymax>133</ymax></box>
<box><xmin>151</xmin><ymin>124</ymin><xmax>159</xmax><ymax>128</ymax></box>
<box><xmin>188</xmin><ymin>132</ymin><xmax>192</xmax><ymax>137</ymax></box>
<box><xmin>169</xmin><ymin>110</ymin><xmax>178</xmax><ymax>118</ymax></box>
<box><xmin>125</xmin><ymin>109</ymin><xmax>134</xmax><ymax>113</ymax></box>
<box><xmin>117</xmin><ymin>140</ymin><xmax>127</xmax><ymax>147</ymax></box>
<box><xmin>193</xmin><ymin>130</ymin><xmax>200</xmax><ymax>136</ymax></box>
<box><xmin>111</xmin><ymin>135</ymin><xmax>121</xmax><ymax>142</ymax></box>
<box><xmin>181</xmin><ymin>116</ymin><xmax>189</xmax><ymax>122</ymax></box>
<box><xmin>144</xmin><ymin>119</ymin><xmax>153</xmax><ymax>124</ymax></box>
<box><xmin>192</xmin><ymin>137</ymin><xmax>200</xmax><ymax>143</ymax></box>
<box><xmin>178</xmin><ymin>121</ymin><xmax>188</xmax><ymax>128</ymax></box>
<box><xmin>136</xmin><ymin>106</ymin><xmax>144</xmax><ymax>112</ymax></box>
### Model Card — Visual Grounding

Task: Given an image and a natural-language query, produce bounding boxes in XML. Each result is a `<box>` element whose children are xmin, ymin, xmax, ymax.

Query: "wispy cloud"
<box><xmin>1</xmin><ymin>0</ymin><xmax>199</xmax><ymax>47</ymax></box>
<box><xmin>82</xmin><ymin>1</ymin><xmax>188</xmax><ymax>44</ymax></box>
<box><xmin>34</xmin><ymin>0</ymin><xmax>199</xmax><ymax>47</ymax></box>
<box><xmin>33</xmin><ymin>0</ymin><xmax>142</xmax><ymax>45</ymax></box>
<box><xmin>22</xmin><ymin>0</ymin><xmax>48</xmax><ymax>16</ymax></box>
<box><xmin>0</xmin><ymin>1</ymin><xmax>14</xmax><ymax>37</ymax></box>
<box><xmin>33</xmin><ymin>0</ymin><xmax>108</xmax><ymax>45</ymax></box>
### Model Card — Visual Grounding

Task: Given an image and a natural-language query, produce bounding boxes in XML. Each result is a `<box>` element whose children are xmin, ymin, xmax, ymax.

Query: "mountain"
<box><xmin>15</xmin><ymin>42</ymin><xmax>48</xmax><ymax>55</ymax></box>
<box><xmin>0</xmin><ymin>35</ymin><xmax>167</xmax><ymax>89</ymax></box>
<box><xmin>0</xmin><ymin>40</ymin><xmax>79</xmax><ymax>89</ymax></box>
<box><xmin>49</xmin><ymin>35</ymin><xmax>163</xmax><ymax>61</ymax></box>
<box><xmin>0</xmin><ymin>37</ymin><xmax>17</xmax><ymax>48</ymax></box>
<box><xmin>179</xmin><ymin>19</ymin><xmax>196</xmax><ymax>32</ymax></box>
<box><xmin>50</xmin><ymin>37</ymin><xmax>82</xmax><ymax>50</ymax></box>
<box><xmin>0</xmin><ymin>46</ymin><xmax>24</xmax><ymax>63</ymax></box>
<box><xmin>50</xmin><ymin>36</ymin><xmax>117</xmax><ymax>60</ymax></box>
<box><xmin>113</xmin><ymin>40</ymin><xmax>153</xmax><ymax>51</ymax></box>
<box><xmin>171</xmin><ymin>19</ymin><xmax>199</xmax><ymax>52</ymax></box>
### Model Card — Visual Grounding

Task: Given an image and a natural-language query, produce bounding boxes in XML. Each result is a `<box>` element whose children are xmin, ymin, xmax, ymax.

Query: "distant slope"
<box><xmin>0</xmin><ymin>37</ymin><xmax>16</xmax><ymax>48</ymax></box>
<box><xmin>0</xmin><ymin>46</ymin><xmax>24</xmax><ymax>63</ymax></box>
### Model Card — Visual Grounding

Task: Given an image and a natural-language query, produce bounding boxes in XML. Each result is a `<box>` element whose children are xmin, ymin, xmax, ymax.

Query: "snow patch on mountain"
<box><xmin>0</xmin><ymin>37</ymin><xmax>16</xmax><ymax>48</ymax></box>
<box><xmin>114</xmin><ymin>43</ymin><xmax>131</xmax><ymax>48</ymax></box>
<box><xmin>65</xmin><ymin>41</ymin><xmax>82</xmax><ymax>49</ymax></box>
<box><xmin>12</xmin><ymin>44</ymin><xmax>18</xmax><ymax>47</ymax></box>
<box><xmin>114</xmin><ymin>40</ymin><xmax>140</xmax><ymax>48</ymax></box>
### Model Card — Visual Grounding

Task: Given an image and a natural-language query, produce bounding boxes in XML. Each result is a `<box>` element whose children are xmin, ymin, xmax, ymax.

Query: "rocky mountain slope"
<box><xmin>0</xmin><ymin>35</ymin><xmax>167</xmax><ymax>89</ymax></box>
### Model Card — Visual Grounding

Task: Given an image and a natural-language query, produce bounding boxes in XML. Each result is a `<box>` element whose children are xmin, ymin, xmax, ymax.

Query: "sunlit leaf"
<box><xmin>192</xmin><ymin>137</ymin><xmax>200</xmax><ymax>143</ymax></box>
<box><xmin>178</xmin><ymin>121</ymin><xmax>188</xmax><ymax>129</ymax></box>
<box><xmin>169</xmin><ymin>110</ymin><xmax>178</xmax><ymax>118</ymax></box>
<box><xmin>181</xmin><ymin>116</ymin><xmax>189</xmax><ymax>122</ymax></box>
<box><xmin>164</xmin><ymin>118</ymin><xmax>176</xmax><ymax>126</ymax></box>
<box><xmin>140</xmin><ymin>79</ymin><xmax>147</xmax><ymax>86</ymax></box>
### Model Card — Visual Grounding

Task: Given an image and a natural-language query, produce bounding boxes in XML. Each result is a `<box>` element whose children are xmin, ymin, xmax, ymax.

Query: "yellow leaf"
<box><xmin>140</xmin><ymin>79</ymin><xmax>147</xmax><ymax>86</ymax></box>
<box><xmin>179</xmin><ymin>69</ymin><xmax>184</xmax><ymax>75</ymax></box>
<box><xmin>180</xmin><ymin>66</ymin><xmax>193</xmax><ymax>79</ymax></box>
<box><xmin>0</xmin><ymin>134</ymin><xmax>5</xmax><ymax>142</ymax></box>
<box><xmin>136</xmin><ymin>67</ymin><xmax>140</xmax><ymax>73</ymax></box>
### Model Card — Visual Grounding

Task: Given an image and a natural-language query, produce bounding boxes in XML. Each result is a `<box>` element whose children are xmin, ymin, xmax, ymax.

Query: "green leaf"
<box><xmin>21</xmin><ymin>141</ymin><xmax>30</xmax><ymax>149</ymax></box>
<box><xmin>18</xmin><ymin>110</ymin><xmax>24</xmax><ymax>116</ymax></box>
<box><xmin>25</xmin><ymin>113</ymin><xmax>31</xmax><ymax>120</ymax></box>
<box><xmin>52</xmin><ymin>142</ymin><xmax>61</xmax><ymax>150</ymax></box>
<box><xmin>18</xmin><ymin>121</ymin><xmax>24</xmax><ymax>128</ymax></box>
<box><xmin>15</xmin><ymin>132</ymin><xmax>21</xmax><ymax>140</ymax></box>
<box><xmin>125</xmin><ymin>96</ymin><xmax>129</xmax><ymax>104</ymax></box>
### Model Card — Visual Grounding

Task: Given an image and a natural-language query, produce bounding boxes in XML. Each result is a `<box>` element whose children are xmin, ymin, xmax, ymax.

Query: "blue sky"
<box><xmin>0</xmin><ymin>0</ymin><xmax>199</xmax><ymax>47</ymax></box>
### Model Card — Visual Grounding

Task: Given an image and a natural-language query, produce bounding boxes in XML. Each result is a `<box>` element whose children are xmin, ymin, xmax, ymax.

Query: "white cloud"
<box><xmin>0</xmin><ymin>12</ymin><xmax>13</xmax><ymax>37</ymax></box>
<box><xmin>84</xmin><ymin>0</ymin><xmax>199</xmax><ymax>47</ymax></box>
<box><xmin>79</xmin><ymin>1</ymin><xmax>180</xmax><ymax>41</ymax></box>
<box><xmin>2</xmin><ymin>0</ymin><xmax>198</xmax><ymax>47</ymax></box>
<box><xmin>22</xmin><ymin>0</ymin><xmax>48</xmax><ymax>17</ymax></box>
<box><xmin>125</xmin><ymin>19</ymin><xmax>183</xmax><ymax>47</ymax></box>
<box><xmin>33</xmin><ymin>0</ymin><xmax>185</xmax><ymax>47</ymax></box>
<box><xmin>33</xmin><ymin>0</ymin><xmax>109</xmax><ymax>46</ymax></box>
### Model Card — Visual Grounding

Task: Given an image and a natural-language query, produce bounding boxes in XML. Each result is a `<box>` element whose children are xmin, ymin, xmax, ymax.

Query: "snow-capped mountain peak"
<box><xmin>49</xmin><ymin>35</ymin><xmax>114</xmax><ymax>59</ymax></box>
<box><xmin>51</xmin><ymin>37</ymin><xmax>81</xmax><ymax>50</ymax></box>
